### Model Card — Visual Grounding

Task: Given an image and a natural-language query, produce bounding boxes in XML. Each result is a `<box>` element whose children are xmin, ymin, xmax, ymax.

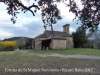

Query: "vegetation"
<box><xmin>3</xmin><ymin>37</ymin><xmax>33</xmax><ymax>49</ymax></box>
<box><xmin>71</xmin><ymin>26</ymin><xmax>100</xmax><ymax>49</ymax></box>
<box><xmin>87</xmin><ymin>30</ymin><xmax>100</xmax><ymax>49</ymax></box>
<box><xmin>0</xmin><ymin>37</ymin><xmax>33</xmax><ymax>51</ymax></box>
<box><xmin>0</xmin><ymin>41</ymin><xmax>16</xmax><ymax>51</ymax></box>
<box><xmin>72</xmin><ymin>26</ymin><xmax>88</xmax><ymax>48</ymax></box>
<box><xmin>0</xmin><ymin>49</ymin><xmax>100</xmax><ymax>75</ymax></box>
<box><xmin>30</xmin><ymin>48</ymin><xmax>100</xmax><ymax>56</ymax></box>
<box><xmin>0</xmin><ymin>0</ymin><xmax>100</xmax><ymax>31</ymax></box>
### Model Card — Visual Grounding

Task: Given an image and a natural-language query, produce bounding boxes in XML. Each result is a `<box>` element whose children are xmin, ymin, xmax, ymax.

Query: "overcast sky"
<box><xmin>0</xmin><ymin>0</ymin><xmax>98</xmax><ymax>40</ymax></box>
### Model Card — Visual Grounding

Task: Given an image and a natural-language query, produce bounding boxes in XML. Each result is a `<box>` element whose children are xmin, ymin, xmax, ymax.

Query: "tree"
<box><xmin>72</xmin><ymin>26</ymin><xmax>88</xmax><ymax>48</ymax></box>
<box><xmin>3</xmin><ymin>37</ymin><xmax>33</xmax><ymax>49</ymax></box>
<box><xmin>0</xmin><ymin>0</ymin><xmax>100</xmax><ymax>30</ymax></box>
<box><xmin>87</xmin><ymin>30</ymin><xmax>100</xmax><ymax>49</ymax></box>
<box><xmin>25</xmin><ymin>39</ymin><xmax>33</xmax><ymax>49</ymax></box>
<box><xmin>16</xmin><ymin>37</ymin><xmax>26</xmax><ymax>49</ymax></box>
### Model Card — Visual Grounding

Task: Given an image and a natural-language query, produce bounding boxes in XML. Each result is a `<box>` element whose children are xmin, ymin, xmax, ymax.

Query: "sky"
<box><xmin>0</xmin><ymin>0</ymin><xmax>98</xmax><ymax>40</ymax></box>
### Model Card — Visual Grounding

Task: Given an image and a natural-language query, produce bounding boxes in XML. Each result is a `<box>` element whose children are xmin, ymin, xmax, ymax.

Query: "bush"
<box><xmin>0</xmin><ymin>46</ymin><xmax>4</xmax><ymax>51</ymax></box>
<box><xmin>0</xmin><ymin>41</ymin><xmax>17</xmax><ymax>51</ymax></box>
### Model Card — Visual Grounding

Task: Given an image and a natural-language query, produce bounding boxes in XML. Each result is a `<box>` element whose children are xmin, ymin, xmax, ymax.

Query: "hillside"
<box><xmin>3</xmin><ymin>37</ymin><xmax>33</xmax><ymax>49</ymax></box>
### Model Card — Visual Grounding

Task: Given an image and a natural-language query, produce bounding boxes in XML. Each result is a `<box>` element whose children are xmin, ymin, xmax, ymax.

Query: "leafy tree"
<box><xmin>16</xmin><ymin>37</ymin><xmax>27</xmax><ymax>49</ymax></box>
<box><xmin>87</xmin><ymin>30</ymin><xmax>100</xmax><ymax>49</ymax></box>
<box><xmin>0</xmin><ymin>0</ymin><xmax>100</xmax><ymax>30</ymax></box>
<box><xmin>3</xmin><ymin>37</ymin><xmax>33</xmax><ymax>49</ymax></box>
<box><xmin>25</xmin><ymin>39</ymin><xmax>33</xmax><ymax>49</ymax></box>
<box><xmin>72</xmin><ymin>26</ymin><xmax>88</xmax><ymax>48</ymax></box>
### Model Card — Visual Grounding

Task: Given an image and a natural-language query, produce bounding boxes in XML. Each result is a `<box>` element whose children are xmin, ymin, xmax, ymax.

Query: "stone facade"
<box><xmin>64</xmin><ymin>36</ymin><xmax>74</xmax><ymax>48</ymax></box>
<box><xmin>34</xmin><ymin>24</ymin><xmax>74</xmax><ymax>50</ymax></box>
<box><xmin>35</xmin><ymin>38</ymin><xmax>47</xmax><ymax>50</ymax></box>
<box><xmin>52</xmin><ymin>39</ymin><xmax>66</xmax><ymax>49</ymax></box>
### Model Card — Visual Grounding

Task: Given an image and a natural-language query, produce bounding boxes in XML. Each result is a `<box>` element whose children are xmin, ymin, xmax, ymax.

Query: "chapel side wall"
<box><xmin>64</xmin><ymin>37</ymin><xmax>74</xmax><ymax>48</ymax></box>
<box><xmin>50</xmin><ymin>39</ymin><xmax>53</xmax><ymax>49</ymax></box>
<box><xmin>52</xmin><ymin>39</ymin><xmax>66</xmax><ymax>49</ymax></box>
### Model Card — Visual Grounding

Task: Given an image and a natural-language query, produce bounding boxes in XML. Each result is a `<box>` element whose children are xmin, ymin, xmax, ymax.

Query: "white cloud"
<box><xmin>0</xmin><ymin>3</ymin><xmax>7</xmax><ymax>9</ymax></box>
<box><xmin>16</xmin><ymin>25</ymin><xmax>28</xmax><ymax>31</ymax></box>
<box><xmin>20</xmin><ymin>0</ymin><xmax>34</xmax><ymax>6</ymax></box>
<box><xmin>21</xmin><ymin>27</ymin><xmax>44</xmax><ymax>38</ymax></box>
<box><xmin>70</xmin><ymin>27</ymin><xmax>76</xmax><ymax>33</ymax></box>
<box><xmin>0</xmin><ymin>1</ymin><xmax>79</xmax><ymax>40</ymax></box>
<box><xmin>58</xmin><ymin>3</ymin><xmax>75</xmax><ymax>21</ymax></box>
<box><xmin>0</xmin><ymin>29</ymin><xmax>13</xmax><ymax>40</ymax></box>
<box><xmin>21</xmin><ymin>0</ymin><xmax>28</xmax><ymax>5</ymax></box>
<box><xmin>0</xmin><ymin>30</ymin><xmax>13</xmax><ymax>36</ymax></box>
<box><xmin>0</xmin><ymin>21</ymin><xmax>12</xmax><ymax>25</ymax></box>
<box><xmin>0</xmin><ymin>3</ymin><xmax>12</xmax><ymax>26</ymax></box>
<box><xmin>0</xmin><ymin>11</ymin><xmax>11</xmax><ymax>21</ymax></box>
<box><xmin>14</xmin><ymin>16</ymin><xmax>41</xmax><ymax>30</ymax></box>
<box><xmin>19</xmin><ymin>16</ymin><xmax>40</xmax><ymax>24</ymax></box>
<box><xmin>32</xmin><ymin>28</ymin><xmax>44</xmax><ymax>38</ymax></box>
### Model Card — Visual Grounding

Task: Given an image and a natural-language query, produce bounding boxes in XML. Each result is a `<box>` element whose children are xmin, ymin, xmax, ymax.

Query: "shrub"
<box><xmin>0</xmin><ymin>41</ymin><xmax>17</xmax><ymax>51</ymax></box>
<box><xmin>0</xmin><ymin>46</ymin><xmax>4</xmax><ymax>51</ymax></box>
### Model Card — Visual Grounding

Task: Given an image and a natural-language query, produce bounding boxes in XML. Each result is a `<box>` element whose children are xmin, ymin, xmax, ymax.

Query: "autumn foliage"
<box><xmin>0</xmin><ymin>41</ymin><xmax>17</xmax><ymax>51</ymax></box>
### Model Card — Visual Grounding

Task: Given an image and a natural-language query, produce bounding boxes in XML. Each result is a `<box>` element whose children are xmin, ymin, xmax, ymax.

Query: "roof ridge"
<box><xmin>35</xmin><ymin>30</ymin><xmax>72</xmax><ymax>38</ymax></box>
<box><xmin>45</xmin><ymin>30</ymin><xmax>65</xmax><ymax>33</ymax></box>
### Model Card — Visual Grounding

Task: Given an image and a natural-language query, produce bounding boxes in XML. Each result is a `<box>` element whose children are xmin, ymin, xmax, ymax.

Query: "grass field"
<box><xmin>0</xmin><ymin>48</ymin><xmax>100</xmax><ymax>75</ymax></box>
<box><xmin>29</xmin><ymin>48</ymin><xmax>100</xmax><ymax>56</ymax></box>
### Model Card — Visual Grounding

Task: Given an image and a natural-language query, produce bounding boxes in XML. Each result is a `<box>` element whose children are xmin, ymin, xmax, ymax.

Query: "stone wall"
<box><xmin>64</xmin><ymin>37</ymin><xmax>74</xmax><ymax>48</ymax></box>
<box><xmin>52</xmin><ymin>39</ymin><xmax>66</xmax><ymax>49</ymax></box>
<box><xmin>35</xmin><ymin>38</ymin><xmax>47</xmax><ymax>50</ymax></box>
<box><xmin>35</xmin><ymin>36</ymin><xmax>74</xmax><ymax>50</ymax></box>
<box><xmin>49</xmin><ymin>39</ymin><xmax>53</xmax><ymax>49</ymax></box>
<box><xmin>32</xmin><ymin>40</ymin><xmax>35</xmax><ymax>49</ymax></box>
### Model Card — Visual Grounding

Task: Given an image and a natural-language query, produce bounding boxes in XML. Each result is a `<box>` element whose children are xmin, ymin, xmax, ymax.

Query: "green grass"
<box><xmin>29</xmin><ymin>48</ymin><xmax>100</xmax><ymax>56</ymax></box>
<box><xmin>0</xmin><ymin>48</ymin><xmax>100</xmax><ymax>75</ymax></box>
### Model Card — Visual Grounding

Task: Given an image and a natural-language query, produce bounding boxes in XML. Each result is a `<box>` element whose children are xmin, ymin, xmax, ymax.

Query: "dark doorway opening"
<box><xmin>42</xmin><ymin>39</ymin><xmax>51</xmax><ymax>50</ymax></box>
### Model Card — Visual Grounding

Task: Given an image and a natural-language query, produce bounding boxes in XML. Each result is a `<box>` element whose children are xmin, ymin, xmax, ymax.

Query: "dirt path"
<box><xmin>37</xmin><ymin>53</ymin><xmax>100</xmax><ymax>60</ymax></box>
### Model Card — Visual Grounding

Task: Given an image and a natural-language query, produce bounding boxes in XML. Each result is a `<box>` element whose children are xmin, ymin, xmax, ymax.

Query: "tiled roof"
<box><xmin>35</xmin><ymin>30</ymin><xmax>72</xmax><ymax>38</ymax></box>
<box><xmin>35</xmin><ymin>33</ymin><xmax>47</xmax><ymax>38</ymax></box>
